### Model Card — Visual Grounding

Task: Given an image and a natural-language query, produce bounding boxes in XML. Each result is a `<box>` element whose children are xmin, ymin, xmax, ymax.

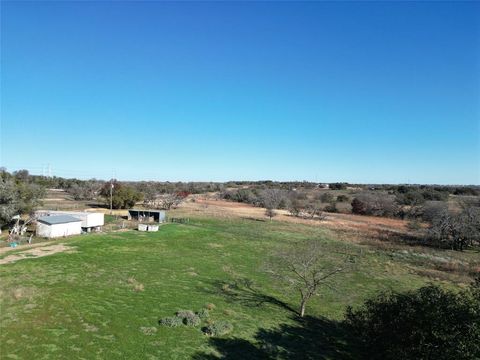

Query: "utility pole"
<box><xmin>110</xmin><ymin>178</ymin><xmax>114</xmax><ymax>215</ymax></box>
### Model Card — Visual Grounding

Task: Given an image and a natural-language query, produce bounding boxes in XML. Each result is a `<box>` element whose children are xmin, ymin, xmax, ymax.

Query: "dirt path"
<box><xmin>0</xmin><ymin>244</ymin><xmax>76</xmax><ymax>265</ymax></box>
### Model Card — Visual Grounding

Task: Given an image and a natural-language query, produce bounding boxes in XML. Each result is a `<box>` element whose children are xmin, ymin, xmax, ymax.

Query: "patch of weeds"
<box><xmin>133</xmin><ymin>283</ymin><xmax>144</xmax><ymax>292</ymax></box>
<box><xmin>159</xmin><ymin>317</ymin><xmax>182</xmax><ymax>327</ymax></box>
<box><xmin>203</xmin><ymin>321</ymin><xmax>233</xmax><ymax>336</ymax></box>
<box><xmin>83</xmin><ymin>323</ymin><xmax>99</xmax><ymax>332</ymax></box>
<box><xmin>184</xmin><ymin>313</ymin><xmax>201</xmax><ymax>327</ymax></box>
<box><xmin>223</xmin><ymin>309</ymin><xmax>234</xmax><ymax>316</ymax></box>
<box><xmin>140</xmin><ymin>326</ymin><xmax>158</xmax><ymax>335</ymax></box>
<box><xmin>196</xmin><ymin>308</ymin><xmax>209</xmax><ymax>319</ymax></box>
<box><xmin>176</xmin><ymin>310</ymin><xmax>195</xmax><ymax>319</ymax></box>
<box><xmin>204</xmin><ymin>303</ymin><xmax>216</xmax><ymax>311</ymax></box>
<box><xmin>127</xmin><ymin>277</ymin><xmax>145</xmax><ymax>292</ymax></box>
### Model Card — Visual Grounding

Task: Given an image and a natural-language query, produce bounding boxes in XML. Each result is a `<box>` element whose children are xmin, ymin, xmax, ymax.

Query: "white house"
<box><xmin>36</xmin><ymin>215</ymin><xmax>82</xmax><ymax>238</ymax></box>
<box><xmin>35</xmin><ymin>210</ymin><xmax>104</xmax><ymax>231</ymax></box>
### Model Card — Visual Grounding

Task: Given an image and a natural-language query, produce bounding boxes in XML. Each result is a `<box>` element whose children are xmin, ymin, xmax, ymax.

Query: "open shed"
<box><xmin>36</xmin><ymin>215</ymin><xmax>82</xmax><ymax>238</ymax></box>
<box><xmin>128</xmin><ymin>209</ymin><xmax>166</xmax><ymax>223</ymax></box>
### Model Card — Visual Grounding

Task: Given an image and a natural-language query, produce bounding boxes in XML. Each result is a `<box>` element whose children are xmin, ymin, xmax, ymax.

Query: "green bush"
<box><xmin>203</xmin><ymin>321</ymin><xmax>233</xmax><ymax>336</ymax></box>
<box><xmin>345</xmin><ymin>283</ymin><xmax>480</xmax><ymax>360</ymax></box>
<box><xmin>184</xmin><ymin>313</ymin><xmax>201</xmax><ymax>327</ymax></box>
<box><xmin>197</xmin><ymin>308</ymin><xmax>209</xmax><ymax>319</ymax></box>
<box><xmin>176</xmin><ymin>310</ymin><xmax>195</xmax><ymax>319</ymax></box>
<box><xmin>159</xmin><ymin>316</ymin><xmax>183</xmax><ymax>327</ymax></box>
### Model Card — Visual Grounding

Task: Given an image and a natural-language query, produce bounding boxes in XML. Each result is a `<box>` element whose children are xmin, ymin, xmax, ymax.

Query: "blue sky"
<box><xmin>1</xmin><ymin>1</ymin><xmax>479</xmax><ymax>184</ymax></box>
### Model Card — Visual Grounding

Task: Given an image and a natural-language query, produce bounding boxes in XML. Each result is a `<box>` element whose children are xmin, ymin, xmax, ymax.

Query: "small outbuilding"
<box><xmin>35</xmin><ymin>210</ymin><xmax>104</xmax><ymax>232</ymax></box>
<box><xmin>128</xmin><ymin>209</ymin><xmax>166</xmax><ymax>223</ymax></box>
<box><xmin>36</xmin><ymin>215</ymin><xmax>82</xmax><ymax>238</ymax></box>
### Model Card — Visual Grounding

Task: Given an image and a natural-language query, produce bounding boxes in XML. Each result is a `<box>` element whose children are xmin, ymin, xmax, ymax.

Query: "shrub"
<box><xmin>407</xmin><ymin>219</ymin><xmax>422</xmax><ymax>231</ymax></box>
<box><xmin>159</xmin><ymin>316</ymin><xmax>183</xmax><ymax>327</ymax></box>
<box><xmin>197</xmin><ymin>308</ymin><xmax>209</xmax><ymax>319</ymax></box>
<box><xmin>336</xmin><ymin>194</ymin><xmax>349</xmax><ymax>202</ymax></box>
<box><xmin>184</xmin><ymin>313</ymin><xmax>201</xmax><ymax>327</ymax></box>
<box><xmin>176</xmin><ymin>310</ymin><xmax>195</xmax><ymax>319</ymax></box>
<box><xmin>203</xmin><ymin>321</ymin><xmax>233</xmax><ymax>336</ymax></box>
<box><xmin>324</xmin><ymin>202</ymin><xmax>338</xmax><ymax>213</ymax></box>
<box><xmin>205</xmin><ymin>303</ymin><xmax>216</xmax><ymax>310</ymax></box>
<box><xmin>346</xmin><ymin>284</ymin><xmax>480</xmax><ymax>360</ymax></box>
<box><xmin>329</xmin><ymin>183</ymin><xmax>347</xmax><ymax>190</ymax></box>
<box><xmin>320</xmin><ymin>193</ymin><xmax>334</xmax><ymax>203</ymax></box>
<box><xmin>351</xmin><ymin>193</ymin><xmax>398</xmax><ymax>217</ymax></box>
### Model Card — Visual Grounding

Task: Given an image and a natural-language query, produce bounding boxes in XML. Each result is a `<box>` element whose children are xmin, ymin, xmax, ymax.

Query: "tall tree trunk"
<box><xmin>300</xmin><ymin>298</ymin><xmax>307</xmax><ymax>317</ymax></box>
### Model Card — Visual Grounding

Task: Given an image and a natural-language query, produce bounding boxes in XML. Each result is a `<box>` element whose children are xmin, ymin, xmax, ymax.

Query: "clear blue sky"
<box><xmin>1</xmin><ymin>1</ymin><xmax>479</xmax><ymax>184</ymax></box>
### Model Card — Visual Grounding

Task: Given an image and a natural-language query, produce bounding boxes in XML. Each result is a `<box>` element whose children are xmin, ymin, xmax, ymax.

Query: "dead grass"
<box><xmin>11</xmin><ymin>287</ymin><xmax>36</xmax><ymax>301</ymax></box>
<box><xmin>127</xmin><ymin>277</ymin><xmax>145</xmax><ymax>292</ymax></box>
<box><xmin>139</xmin><ymin>327</ymin><xmax>157</xmax><ymax>336</ymax></box>
<box><xmin>176</xmin><ymin>198</ymin><xmax>479</xmax><ymax>284</ymax></box>
<box><xmin>0</xmin><ymin>244</ymin><xmax>77</xmax><ymax>265</ymax></box>
<box><xmin>205</xmin><ymin>303</ymin><xmax>216</xmax><ymax>311</ymax></box>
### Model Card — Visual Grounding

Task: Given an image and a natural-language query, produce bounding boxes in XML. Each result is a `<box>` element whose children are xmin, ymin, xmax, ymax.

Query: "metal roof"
<box><xmin>37</xmin><ymin>215</ymin><xmax>82</xmax><ymax>225</ymax></box>
<box><xmin>128</xmin><ymin>209</ymin><xmax>165</xmax><ymax>213</ymax></box>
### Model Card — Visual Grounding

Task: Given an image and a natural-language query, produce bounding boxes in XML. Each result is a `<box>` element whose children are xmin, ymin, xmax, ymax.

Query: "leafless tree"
<box><xmin>265</xmin><ymin>207</ymin><xmax>277</xmax><ymax>221</ymax></box>
<box><xmin>261</xmin><ymin>189</ymin><xmax>285</xmax><ymax>220</ymax></box>
<box><xmin>261</xmin><ymin>189</ymin><xmax>284</xmax><ymax>210</ymax></box>
<box><xmin>266</xmin><ymin>240</ymin><xmax>357</xmax><ymax>317</ymax></box>
<box><xmin>429</xmin><ymin>206</ymin><xmax>480</xmax><ymax>250</ymax></box>
<box><xmin>304</xmin><ymin>201</ymin><xmax>322</xmax><ymax>219</ymax></box>
<box><xmin>288</xmin><ymin>198</ymin><xmax>304</xmax><ymax>217</ymax></box>
<box><xmin>142</xmin><ymin>187</ymin><xmax>159</xmax><ymax>208</ymax></box>
<box><xmin>351</xmin><ymin>192</ymin><xmax>398</xmax><ymax>217</ymax></box>
<box><xmin>160</xmin><ymin>193</ymin><xmax>185</xmax><ymax>210</ymax></box>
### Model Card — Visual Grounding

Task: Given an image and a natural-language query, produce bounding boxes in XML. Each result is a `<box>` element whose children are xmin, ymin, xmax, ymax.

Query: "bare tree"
<box><xmin>429</xmin><ymin>206</ymin><xmax>480</xmax><ymax>250</ymax></box>
<box><xmin>261</xmin><ymin>189</ymin><xmax>284</xmax><ymax>209</ymax></box>
<box><xmin>142</xmin><ymin>187</ymin><xmax>159</xmax><ymax>208</ymax></box>
<box><xmin>288</xmin><ymin>198</ymin><xmax>304</xmax><ymax>217</ymax></box>
<box><xmin>351</xmin><ymin>192</ymin><xmax>398</xmax><ymax>217</ymax></box>
<box><xmin>261</xmin><ymin>189</ymin><xmax>285</xmax><ymax>220</ymax></box>
<box><xmin>265</xmin><ymin>207</ymin><xmax>277</xmax><ymax>221</ymax></box>
<box><xmin>304</xmin><ymin>201</ymin><xmax>322</xmax><ymax>219</ymax></box>
<box><xmin>266</xmin><ymin>240</ymin><xmax>357</xmax><ymax>317</ymax></box>
<box><xmin>160</xmin><ymin>193</ymin><xmax>185</xmax><ymax>210</ymax></box>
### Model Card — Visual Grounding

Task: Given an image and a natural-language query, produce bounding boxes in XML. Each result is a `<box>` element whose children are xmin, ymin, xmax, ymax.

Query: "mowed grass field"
<box><xmin>0</xmin><ymin>217</ymin><xmax>472</xmax><ymax>359</ymax></box>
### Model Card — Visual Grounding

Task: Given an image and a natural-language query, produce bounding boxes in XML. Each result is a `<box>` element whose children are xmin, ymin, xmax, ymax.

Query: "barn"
<box><xmin>128</xmin><ymin>209</ymin><xmax>166</xmax><ymax>223</ymax></box>
<box><xmin>35</xmin><ymin>210</ymin><xmax>104</xmax><ymax>232</ymax></box>
<box><xmin>36</xmin><ymin>215</ymin><xmax>82</xmax><ymax>238</ymax></box>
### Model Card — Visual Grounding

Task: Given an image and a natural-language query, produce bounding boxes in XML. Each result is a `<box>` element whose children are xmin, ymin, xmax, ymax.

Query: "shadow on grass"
<box><xmin>192</xmin><ymin>315</ymin><xmax>360</xmax><ymax>359</ymax></box>
<box><xmin>196</xmin><ymin>279</ymin><xmax>361</xmax><ymax>359</ymax></box>
<box><xmin>204</xmin><ymin>278</ymin><xmax>297</xmax><ymax>314</ymax></box>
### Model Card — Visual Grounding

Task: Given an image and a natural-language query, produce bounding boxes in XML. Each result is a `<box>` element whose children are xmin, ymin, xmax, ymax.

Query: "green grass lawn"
<box><xmin>0</xmin><ymin>218</ymin><xmax>468</xmax><ymax>359</ymax></box>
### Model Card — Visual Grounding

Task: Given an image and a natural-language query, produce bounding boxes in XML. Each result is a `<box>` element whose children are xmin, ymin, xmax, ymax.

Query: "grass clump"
<box><xmin>139</xmin><ymin>326</ymin><xmax>157</xmax><ymax>335</ymax></box>
<box><xmin>184</xmin><ymin>313</ymin><xmax>201</xmax><ymax>327</ymax></box>
<box><xmin>159</xmin><ymin>316</ymin><xmax>183</xmax><ymax>327</ymax></box>
<box><xmin>197</xmin><ymin>308</ymin><xmax>209</xmax><ymax>319</ymax></box>
<box><xmin>203</xmin><ymin>321</ymin><xmax>233</xmax><ymax>336</ymax></box>
<box><xmin>176</xmin><ymin>310</ymin><xmax>195</xmax><ymax>319</ymax></box>
<box><xmin>205</xmin><ymin>303</ymin><xmax>216</xmax><ymax>310</ymax></box>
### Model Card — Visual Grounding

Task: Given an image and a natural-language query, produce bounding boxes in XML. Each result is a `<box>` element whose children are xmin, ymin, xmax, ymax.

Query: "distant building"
<box><xmin>128</xmin><ymin>209</ymin><xmax>166</xmax><ymax>223</ymax></box>
<box><xmin>35</xmin><ymin>210</ymin><xmax>104</xmax><ymax>232</ymax></box>
<box><xmin>36</xmin><ymin>215</ymin><xmax>82</xmax><ymax>238</ymax></box>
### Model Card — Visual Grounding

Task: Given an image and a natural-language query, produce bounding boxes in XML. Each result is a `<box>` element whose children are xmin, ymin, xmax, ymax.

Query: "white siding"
<box><xmin>35</xmin><ymin>211</ymin><xmax>104</xmax><ymax>228</ymax></box>
<box><xmin>36</xmin><ymin>221</ymin><xmax>82</xmax><ymax>238</ymax></box>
